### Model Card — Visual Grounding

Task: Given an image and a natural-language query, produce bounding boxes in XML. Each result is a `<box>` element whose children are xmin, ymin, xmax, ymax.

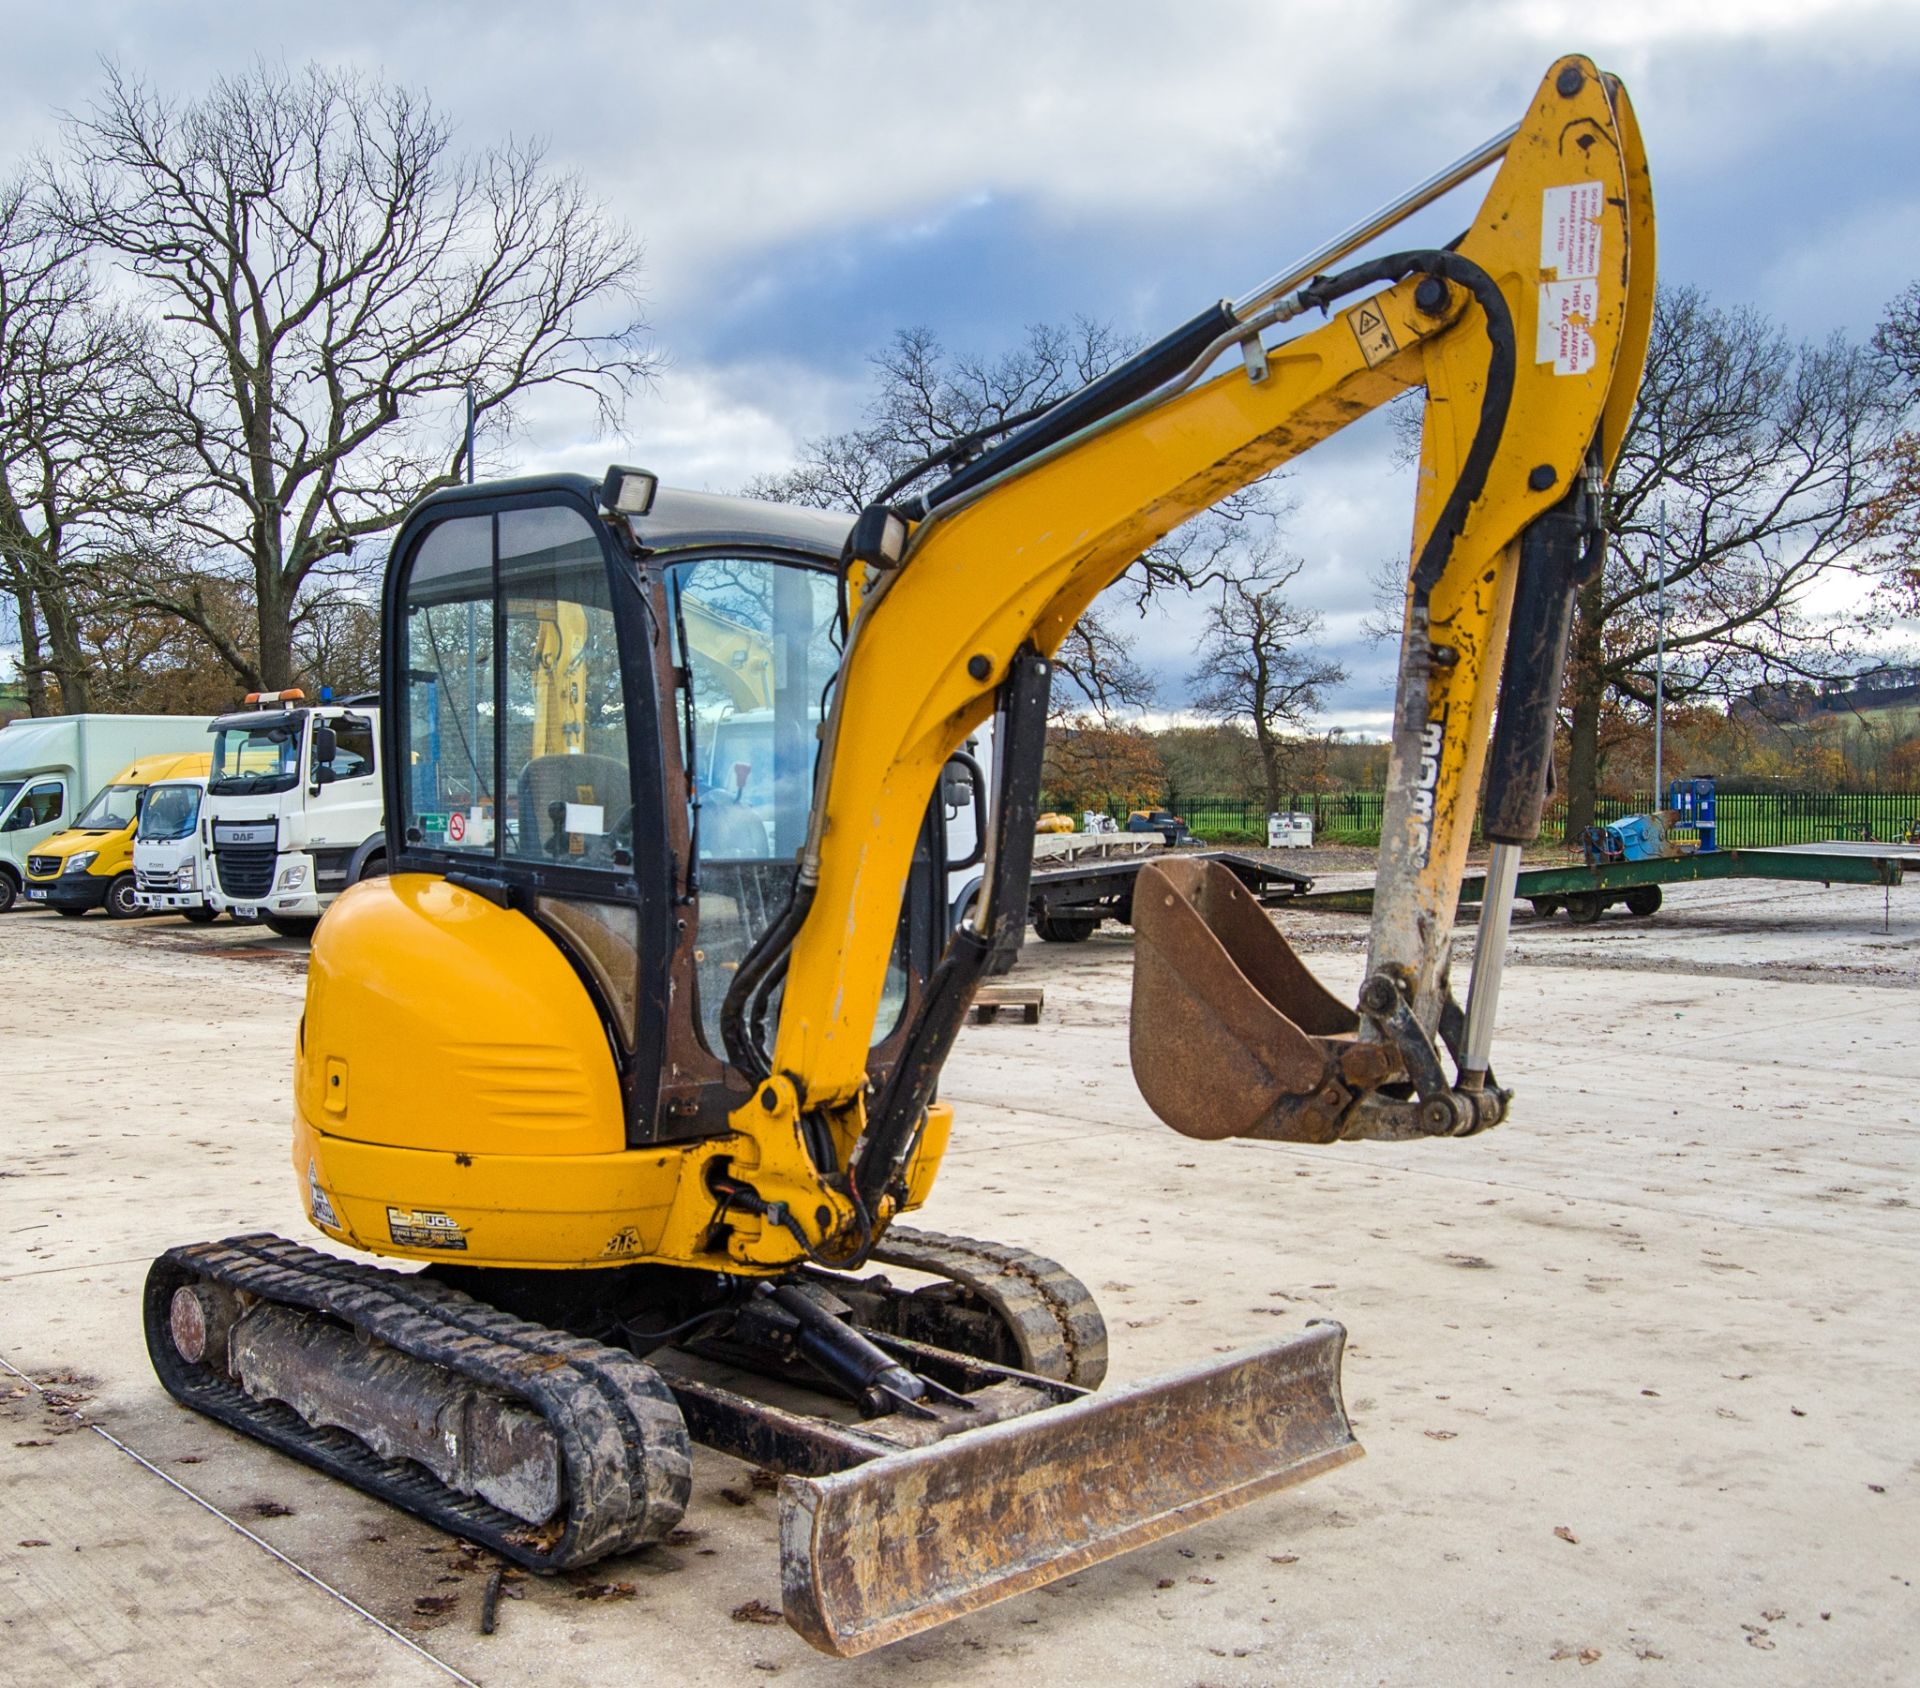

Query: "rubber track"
<box><xmin>145</xmin><ymin>1235</ymin><xmax>691</xmax><ymax>1571</ymax></box>
<box><xmin>868</xmin><ymin>1227</ymin><xmax>1109</xmax><ymax>1387</ymax></box>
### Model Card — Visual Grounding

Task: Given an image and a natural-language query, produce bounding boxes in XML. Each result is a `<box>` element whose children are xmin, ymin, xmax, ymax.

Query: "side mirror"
<box><xmin>942</xmin><ymin>762</ymin><xmax>976</xmax><ymax>811</ymax></box>
<box><xmin>312</xmin><ymin>724</ymin><xmax>339</xmax><ymax>768</ymax></box>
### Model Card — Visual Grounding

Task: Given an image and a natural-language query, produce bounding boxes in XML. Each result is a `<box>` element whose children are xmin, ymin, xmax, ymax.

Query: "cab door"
<box><xmin>384</xmin><ymin>485</ymin><xmax>672</xmax><ymax>1141</ymax></box>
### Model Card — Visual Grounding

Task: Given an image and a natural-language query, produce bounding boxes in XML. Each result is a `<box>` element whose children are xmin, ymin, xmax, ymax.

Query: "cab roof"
<box><xmin>409</xmin><ymin>474</ymin><xmax>855</xmax><ymax>563</ymax></box>
<box><xmin>112</xmin><ymin>750</ymin><xmax>214</xmax><ymax>785</ymax></box>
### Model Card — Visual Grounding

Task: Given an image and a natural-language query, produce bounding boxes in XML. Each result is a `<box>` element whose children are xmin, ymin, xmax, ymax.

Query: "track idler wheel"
<box><xmin>810</xmin><ymin>1226</ymin><xmax>1108</xmax><ymax>1388</ymax></box>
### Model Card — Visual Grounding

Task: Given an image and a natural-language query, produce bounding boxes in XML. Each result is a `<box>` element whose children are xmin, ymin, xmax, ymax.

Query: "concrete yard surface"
<box><xmin>2</xmin><ymin>880</ymin><xmax>1916</xmax><ymax>1685</ymax></box>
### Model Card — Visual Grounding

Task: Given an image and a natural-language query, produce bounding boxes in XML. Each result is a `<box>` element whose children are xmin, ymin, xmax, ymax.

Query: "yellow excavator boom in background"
<box><xmin>146</xmin><ymin>57</ymin><xmax>1653</xmax><ymax>1657</ymax></box>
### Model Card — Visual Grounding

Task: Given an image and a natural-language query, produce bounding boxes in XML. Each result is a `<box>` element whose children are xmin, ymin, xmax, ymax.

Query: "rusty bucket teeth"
<box><xmin>778</xmin><ymin>1320</ymin><xmax>1360</xmax><ymax>1657</ymax></box>
<box><xmin>1129</xmin><ymin>856</ymin><xmax>1362</xmax><ymax>1143</ymax></box>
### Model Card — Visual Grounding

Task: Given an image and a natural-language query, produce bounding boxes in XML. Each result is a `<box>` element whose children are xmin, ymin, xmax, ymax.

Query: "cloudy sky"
<box><xmin>5</xmin><ymin>0</ymin><xmax>1918</xmax><ymax>725</ymax></box>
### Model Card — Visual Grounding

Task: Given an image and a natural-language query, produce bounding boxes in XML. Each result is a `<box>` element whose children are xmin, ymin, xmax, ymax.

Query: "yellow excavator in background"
<box><xmin>147</xmin><ymin>58</ymin><xmax>1652</xmax><ymax>1656</ymax></box>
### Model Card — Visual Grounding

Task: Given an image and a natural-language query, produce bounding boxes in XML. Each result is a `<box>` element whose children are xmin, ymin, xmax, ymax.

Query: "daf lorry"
<box><xmin>0</xmin><ymin>714</ymin><xmax>214</xmax><ymax>913</ymax></box>
<box><xmin>202</xmin><ymin>690</ymin><xmax>385</xmax><ymax>936</ymax></box>
<box><xmin>132</xmin><ymin>775</ymin><xmax>220</xmax><ymax>922</ymax></box>
<box><xmin>22</xmin><ymin>749</ymin><xmax>213</xmax><ymax>916</ymax></box>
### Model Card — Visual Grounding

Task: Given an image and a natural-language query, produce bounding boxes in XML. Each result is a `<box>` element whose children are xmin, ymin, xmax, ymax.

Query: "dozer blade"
<box><xmin>1130</xmin><ymin>856</ymin><xmax>1363</xmax><ymax>1142</ymax></box>
<box><xmin>779</xmin><ymin>1320</ymin><xmax>1359</xmax><ymax>1656</ymax></box>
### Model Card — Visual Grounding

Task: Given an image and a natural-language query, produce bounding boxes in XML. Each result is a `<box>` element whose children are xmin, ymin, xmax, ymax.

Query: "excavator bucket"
<box><xmin>779</xmin><ymin>1321</ymin><xmax>1359</xmax><ymax>1655</ymax></box>
<box><xmin>1129</xmin><ymin>857</ymin><xmax>1363</xmax><ymax>1143</ymax></box>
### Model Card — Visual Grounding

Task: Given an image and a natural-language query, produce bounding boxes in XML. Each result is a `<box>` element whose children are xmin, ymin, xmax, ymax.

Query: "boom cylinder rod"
<box><xmin>1459</xmin><ymin>840</ymin><xmax>1523</xmax><ymax>1083</ymax></box>
<box><xmin>1230</xmin><ymin>123</ymin><xmax>1519</xmax><ymax>320</ymax></box>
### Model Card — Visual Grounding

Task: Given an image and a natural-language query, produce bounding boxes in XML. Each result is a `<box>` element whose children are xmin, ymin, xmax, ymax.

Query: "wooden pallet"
<box><xmin>967</xmin><ymin>985</ymin><xmax>1044</xmax><ymax>1025</ymax></box>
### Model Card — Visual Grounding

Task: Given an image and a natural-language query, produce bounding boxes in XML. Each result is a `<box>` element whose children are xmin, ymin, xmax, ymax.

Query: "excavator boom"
<box><xmin>715</xmin><ymin>55</ymin><xmax>1652</xmax><ymax>1648</ymax></box>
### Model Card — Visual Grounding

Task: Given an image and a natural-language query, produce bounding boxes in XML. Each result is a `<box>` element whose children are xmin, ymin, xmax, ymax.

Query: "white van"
<box><xmin>133</xmin><ymin>777</ymin><xmax>220</xmax><ymax>922</ymax></box>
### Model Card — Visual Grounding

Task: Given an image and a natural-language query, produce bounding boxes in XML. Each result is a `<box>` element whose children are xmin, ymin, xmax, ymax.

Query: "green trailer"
<box><xmin>1298</xmin><ymin>847</ymin><xmax>1903</xmax><ymax>923</ymax></box>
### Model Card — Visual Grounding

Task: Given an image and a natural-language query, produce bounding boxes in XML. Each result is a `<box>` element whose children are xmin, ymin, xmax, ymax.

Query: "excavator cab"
<box><xmin>382</xmin><ymin>478</ymin><xmax>939</xmax><ymax>1143</ymax></box>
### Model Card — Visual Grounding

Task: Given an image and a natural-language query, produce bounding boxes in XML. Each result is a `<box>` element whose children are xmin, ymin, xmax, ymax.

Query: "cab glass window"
<box><xmin>666</xmin><ymin>556</ymin><xmax>907</xmax><ymax>1052</ymax></box>
<box><xmin>329</xmin><ymin>716</ymin><xmax>376</xmax><ymax>781</ymax></box>
<box><xmin>2</xmin><ymin>780</ymin><xmax>62</xmax><ymax>831</ymax></box>
<box><xmin>398</xmin><ymin>501</ymin><xmax>632</xmax><ymax>870</ymax></box>
<box><xmin>210</xmin><ymin>724</ymin><xmax>300</xmax><ymax>794</ymax></box>
<box><xmin>500</xmin><ymin>506</ymin><xmax>632</xmax><ymax>869</ymax></box>
<box><xmin>73</xmin><ymin>783</ymin><xmax>145</xmax><ymax>831</ymax></box>
<box><xmin>137</xmin><ymin>784</ymin><xmax>201</xmax><ymax>841</ymax></box>
<box><xmin>400</xmin><ymin>515</ymin><xmax>496</xmax><ymax>854</ymax></box>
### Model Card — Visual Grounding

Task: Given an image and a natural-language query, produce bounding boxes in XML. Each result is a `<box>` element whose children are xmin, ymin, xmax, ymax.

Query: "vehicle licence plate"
<box><xmin>26</xmin><ymin>888</ymin><xmax>46</xmax><ymax>900</ymax></box>
<box><xmin>234</xmin><ymin>904</ymin><xmax>259</xmax><ymax>919</ymax></box>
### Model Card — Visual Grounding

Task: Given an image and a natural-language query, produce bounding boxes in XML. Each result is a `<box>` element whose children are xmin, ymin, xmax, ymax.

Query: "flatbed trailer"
<box><xmin>1028</xmin><ymin>849</ymin><xmax>1312</xmax><ymax>942</ymax></box>
<box><xmin>1296</xmin><ymin>847</ymin><xmax>1901</xmax><ymax>923</ymax></box>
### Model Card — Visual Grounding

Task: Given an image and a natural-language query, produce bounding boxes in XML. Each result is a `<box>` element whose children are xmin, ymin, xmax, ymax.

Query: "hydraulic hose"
<box><xmin>1292</xmin><ymin>250</ymin><xmax>1515</xmax><ymax>603</ymax></box>
<box><xmin>908</xmin><ymin>303</ymin><xmax>1240</xmax><ymax>517</ymax></box>
<box><xmin>718</xmin><ymin>878</ymin><xmax>815</xmax><ymax>1084</ymax></box>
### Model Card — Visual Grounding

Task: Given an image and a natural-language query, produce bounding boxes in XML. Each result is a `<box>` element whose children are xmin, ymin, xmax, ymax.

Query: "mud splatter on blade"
<box><xmin>779</xmin><ymin>1320</ymin><xmax>1359</xmax><ymax>1656</ymax></box>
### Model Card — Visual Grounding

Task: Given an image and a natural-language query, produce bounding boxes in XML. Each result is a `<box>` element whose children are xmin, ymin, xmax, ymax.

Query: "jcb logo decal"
<box><xmin>1411</xmin><ymin>711</ymin><xmax>1447</xmax><ymax>864</ymax></box>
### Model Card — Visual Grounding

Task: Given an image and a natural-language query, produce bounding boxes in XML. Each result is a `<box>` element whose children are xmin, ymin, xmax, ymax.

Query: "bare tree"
<box><xmin>1861</xmin><ymin>278</ymin><xmax>1920</xmax><ymax>616</ymax></box>
<box><xmin>51</xmin><ymin>60</ymin><xmax>655</xmax><ymax>690</ymax></box>
<box><xmin>1559</xmin><ymin>285</ymin><xmax>1901</xmax><ymax>834</ymax></box>
<box><xmin>751</xmin><ymin>320</ymin><xmax>1289</xmax><ymax>720</ymax></box>
<box><xmin>1187</xmin><ymin>547</ymin><xmax>1346</xmax><ymax>815</ymax></box>
<box><xmin>0</xmin><ymin>177</ymin><xmax>180</xmax><ymax>713</ymax></box>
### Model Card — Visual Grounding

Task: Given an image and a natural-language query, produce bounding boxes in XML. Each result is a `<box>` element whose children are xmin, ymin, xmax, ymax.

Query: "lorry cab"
<box><xmin>133</xmin><ymin>776</ymin><xmax>220</xmax><ymax>923</ymax></box>
<box><xmin>22</xmin><ymin>749</ymin><xmax>214</xmax><ymax>917</ymax></box>
<box><xmin>203</xmin><ymin>691</ymin><xmax>385</xmax><ymax>935</ymax></box>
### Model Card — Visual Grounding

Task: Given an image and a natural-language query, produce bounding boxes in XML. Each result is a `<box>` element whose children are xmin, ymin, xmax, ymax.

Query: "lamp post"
<box><xmin>1653</xmin><ymin>497</ymin><xmax>1667</xmax><ymax>807</ymax></box>
<box><xmin>464</xmin><ymin>382</ymin><xmax>479</xmax><ymax>799</ymax></box>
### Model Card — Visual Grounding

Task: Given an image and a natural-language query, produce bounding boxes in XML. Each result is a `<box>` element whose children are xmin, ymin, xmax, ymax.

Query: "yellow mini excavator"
<box><xmin>147</xmin><ymin>57</ymin><xmax>1653</xmax><ymax>1655</ymax></box>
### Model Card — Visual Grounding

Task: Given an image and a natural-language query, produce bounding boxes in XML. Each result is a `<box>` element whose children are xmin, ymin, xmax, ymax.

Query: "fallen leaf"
<box><xmin>573</xmin><ymin>1581</ymin><xmax>637</xmax><ymax>1602</ymax></box>
<box><xmin>1424</xmin><ymin>1430</ymin><xmax>1458</xmax><ymax>1441</ymax></box>
<box><xmin>748</xmin><ymin>1468</ymin><xmax>781</xmax><ymax>1492</ymax></box>
<box><xmin>665</xmin><ymin>1527</ymin><xmax>703</xmax><ymax>1546</ymax></box>
<box><xmin>1187</xmin><ymin>1575</ymin><xmax>1215</xmax><ymax>1585</ymax></box>
<box><xmin>1762</xmin><ymin>1608</ymin><xmax>1786</xmax><ymax>1622</ymax></box>
<box><xmin>1554</xmin><ymin>1526</ymin><xmax>1579</xmax><ymax>1545</ymax></box>
<box><xmin>413</xmin><ymin>1595</ymin><xmax>458</xmax><ymax>1615</ymax></box>
<box><xmin>17</xmin><ymin>1539</ymin><xmax>50</xmax><ymax>1548</ymax></box>
<box><xmin>1268</xmin><ymin>1554</ymin><xmax>1300</xmax><ymax>1565</ymax></box>
<box><xmin>246</xmin><ymin>1500</ymin><xmax>295</xmax><ymax>1519</ymax></box>
<box><xmin>13</xmin><ymin>1439</ymin><xmax>50</xmax><ymax>1449</ymax></box>
<box><xmin>1444</xmin><ymin>1254</ymin><xmax>1493</xmax><ymax>1270</ymax></box>
<box><xmin>1868</xmin><ymin>1484</ymin><xmax>1886</xmax><ymax>1494</ymax></box>
<box><xmin>1641</xmin><ymin>1389</ymin><xmax>1659</xmax><ymax>1397</ymax></box>
<box><xmin>175</xmin><ymin>1455</ymin><xmax>204</xmax><ymax>1465</ymax></box>
<box><xmin>1790</xmin><ymin>1407</ymin><xmax>1807</xmax><ymax>1418</ymax></box>
<box><xmin>717</xmin><ymin>1486</ymin><xmax>754</xmax><ymax>1507</ymax></box>
<box><xmin>1155</xmin><ymin>1577</ymin><xmax>1176</xmax><ymax>1589</ymax></box>
<box><xmin>732</xmin><ymin>1599</ymin><xmax>785</xmax><ymax>1625</ymax></box>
